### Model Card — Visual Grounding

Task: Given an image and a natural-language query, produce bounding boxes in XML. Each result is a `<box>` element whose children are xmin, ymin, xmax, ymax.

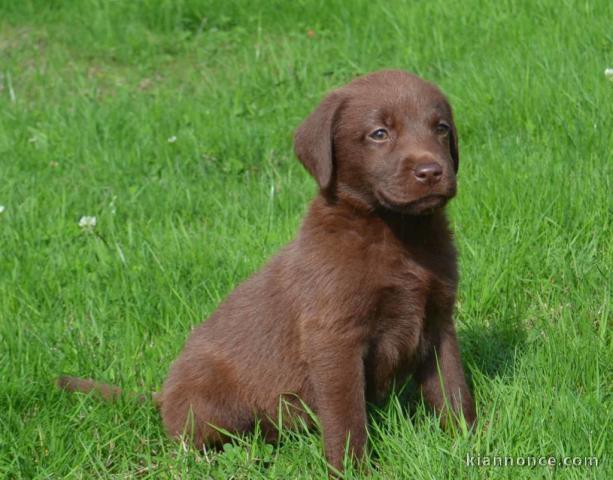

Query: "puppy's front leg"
<box><xmin>414</xmin><ymin>322</ymin><xmax>476</xmax><ymax>427</ymax></box>
<box><xmin>306</xmin><ymin>334</ymin><xmax>367</xmax><ymax>473</ymax></box>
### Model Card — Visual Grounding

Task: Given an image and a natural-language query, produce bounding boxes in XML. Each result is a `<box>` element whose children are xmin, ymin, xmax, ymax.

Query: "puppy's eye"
<box><xmin>435</xmin><ymin>122</ymin><xmax>451</xmax><ymax>135</ymax></box>
<box><xmin>368</xmin><ymin>128</ymin><xmax>389</xmax><ymax>141</ymax></box>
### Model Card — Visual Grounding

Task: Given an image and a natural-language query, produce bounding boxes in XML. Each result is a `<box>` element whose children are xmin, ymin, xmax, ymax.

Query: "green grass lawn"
<box><xmin>0</xmin><ymin>0</ymin><xmax>611</xmax><ymax>478</ymax></box>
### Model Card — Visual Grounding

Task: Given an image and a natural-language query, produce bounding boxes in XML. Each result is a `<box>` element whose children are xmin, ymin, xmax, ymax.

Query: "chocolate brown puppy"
<box><xmin>59</xmin><ymin>70</ymin><xmax>476</xmax><ymax>473</ymax></box>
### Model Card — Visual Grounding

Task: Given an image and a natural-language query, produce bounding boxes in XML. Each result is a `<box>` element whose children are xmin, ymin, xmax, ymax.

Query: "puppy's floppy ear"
<box><xmin>294</xmin><ymin>91</ymin><xmax>345</xmax><ymax>190</ymax></box>
<box><xmin>449</xmin><ymin>119</ymin><xmax>459</xmax><ymax>173</ymax></box>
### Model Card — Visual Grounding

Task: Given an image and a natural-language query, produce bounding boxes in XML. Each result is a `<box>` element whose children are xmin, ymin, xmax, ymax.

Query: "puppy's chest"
<box><xmin>370</xmin><ymin>243</ymin><xmax>455</xmax><ymax>314</ymax></box>
<box><xmin>367</xmin><ymin>247</ymin><xmax>455</xmax><ymax>362</ymax></box>
<box><xmin>371</xmin><ymin>265</ymin><xmax>430</xmax><ymax>338</ymax></box>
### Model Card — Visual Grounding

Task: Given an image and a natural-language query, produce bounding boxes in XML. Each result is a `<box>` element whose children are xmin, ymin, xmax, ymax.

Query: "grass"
<box><xmin>0</xmin><ymin>0</ymin><xmax>611</xmax><ymax>478</ymax></box>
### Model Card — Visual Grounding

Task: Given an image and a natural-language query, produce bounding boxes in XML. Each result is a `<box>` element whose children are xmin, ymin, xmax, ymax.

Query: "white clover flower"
<box><xmin>0</xmin><ymin>205</ymin><xmax>5</xmax><ymax>214</ymax></box>
<box><xmin>606</xmin><ymin>68</ymin><xmax>613</xmax><ymax>80</ymax></box>
<box><xmin>168</xmin><ymin>135</ymin><xmax>177</xmax><ymax>143</ymax></box>
<box><xmin>78</xmin><ymin>216</ymin><xmax>96</xmax><ymax>230</ymax></box>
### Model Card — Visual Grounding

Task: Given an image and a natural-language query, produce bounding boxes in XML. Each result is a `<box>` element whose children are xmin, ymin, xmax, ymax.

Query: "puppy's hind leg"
<box><xmin>160</xmin><ymin>357</ymin><xmax>254</xmax><ymax>449</ymax></box>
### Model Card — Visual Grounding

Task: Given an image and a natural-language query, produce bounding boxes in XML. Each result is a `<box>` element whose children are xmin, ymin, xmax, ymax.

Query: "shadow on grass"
<box><xmin>460</xmin><ymin>316</ymin><xmax>527</xmax><ymax>379</ymax></box>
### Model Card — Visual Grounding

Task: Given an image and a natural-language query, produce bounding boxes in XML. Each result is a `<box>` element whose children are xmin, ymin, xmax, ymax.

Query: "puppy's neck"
<box><xmin>313</xmin><ymin>190</ymin><xmax>451</xmax><ymax>245</ymax></box>
<box><xmin>324</xmin><ymin>186</ymin><xmax>448</xmax><ymax>226</ymax></box>
<box><xmin>324</xmin><ymin>184</ymin><xmax>376</xmax><ymax>214</ymax></box>
<box><xmin>377</xmin><ymin>207</ymin><xmax>450</xmax><ymax>244</ymax></box>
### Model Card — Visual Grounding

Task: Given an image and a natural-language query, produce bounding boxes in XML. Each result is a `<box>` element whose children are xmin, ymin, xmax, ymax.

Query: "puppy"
<box><xmin>59</xmin><ymin>70</ymin><xmax>476</xmax><ymax>473</ymax></box>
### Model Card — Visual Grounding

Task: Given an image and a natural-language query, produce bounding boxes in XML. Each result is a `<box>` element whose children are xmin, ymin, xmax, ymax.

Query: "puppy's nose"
<box><xmin>413</xmin><ymin>162</ymin><xmax>443</xmax><ymax>185</ymax></box>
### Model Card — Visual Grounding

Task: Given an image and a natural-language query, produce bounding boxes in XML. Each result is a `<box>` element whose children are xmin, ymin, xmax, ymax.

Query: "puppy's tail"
<box><xmin>56</xmin><ymin>376</ymin><xmax>161</xmax><ymax>407</ymax></box>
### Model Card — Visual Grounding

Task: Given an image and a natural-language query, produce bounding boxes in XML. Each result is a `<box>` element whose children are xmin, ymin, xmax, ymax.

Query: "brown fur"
<box><xmin>58</xmin><ymin>70</ymin><xmax>476</xmax><ymax>473</ymax></box>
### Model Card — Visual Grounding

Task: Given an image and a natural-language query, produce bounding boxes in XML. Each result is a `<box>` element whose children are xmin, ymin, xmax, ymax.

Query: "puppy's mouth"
<box><xmin>375</xmin><ymin>190</ymin><xmax>451</xmax><ymax>215</ymax></box>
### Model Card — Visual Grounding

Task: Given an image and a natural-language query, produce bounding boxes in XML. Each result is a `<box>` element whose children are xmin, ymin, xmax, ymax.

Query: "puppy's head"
<box><xmin>295</xmin><ymin>70</ymin><xmax>459</xmax><ymax>215</ymax></box>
